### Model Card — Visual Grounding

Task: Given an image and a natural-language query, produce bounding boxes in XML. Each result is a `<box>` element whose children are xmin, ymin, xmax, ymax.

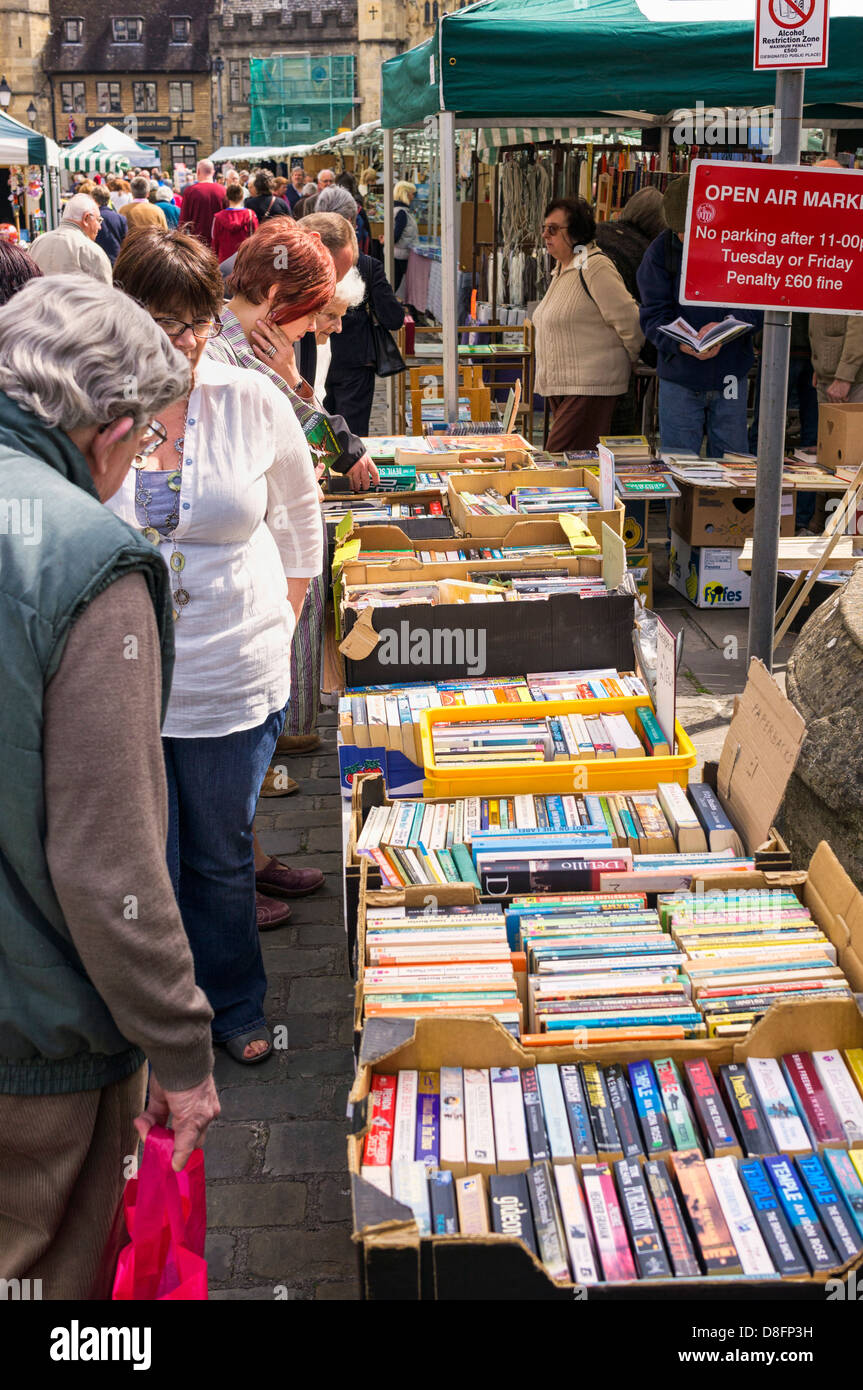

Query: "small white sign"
<box><xmin>654</xmin><ymin>616</ymin><xmax>677</xmax><ymax>755</ymax></box>
<box><xmin>598</xmin><ymin>444</ymin><xmax>615</xmax><ymax>513</ymax></box>
<box><xmin>755</xmin><ymin>0</ymin><xmax>829</xmax><ymax>68</ymax></box>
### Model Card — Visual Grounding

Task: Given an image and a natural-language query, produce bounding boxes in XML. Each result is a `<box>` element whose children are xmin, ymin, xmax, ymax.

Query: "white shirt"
<box><xmin>108</xmin><ymin>357</ymin><xmax>322</xmax><ymax>739</ymax></box>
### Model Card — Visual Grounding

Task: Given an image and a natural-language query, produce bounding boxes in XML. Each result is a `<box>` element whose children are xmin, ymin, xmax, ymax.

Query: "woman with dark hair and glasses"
<box><xmin>534</xmin><ymin>196</ymin><xmax>643</xmax><ymax>451</ymax></box>
<box><xmin>110</xmin><ymin>227</ymin><xmax>324</xmax><ymax>1064</ymax></box>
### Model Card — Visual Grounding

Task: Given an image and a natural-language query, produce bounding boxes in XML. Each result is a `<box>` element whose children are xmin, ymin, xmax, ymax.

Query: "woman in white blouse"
<box><xmin>110</xmin><ymin>228</ymin><xmax>329</xmax><ymax>1064</ymax></box>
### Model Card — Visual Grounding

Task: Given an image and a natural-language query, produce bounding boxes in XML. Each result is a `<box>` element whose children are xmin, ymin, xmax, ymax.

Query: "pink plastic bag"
<box><xmin>112</xmin><ymin>1124</ymin><xmax>208</xmax><ymax>1301</ymax></box>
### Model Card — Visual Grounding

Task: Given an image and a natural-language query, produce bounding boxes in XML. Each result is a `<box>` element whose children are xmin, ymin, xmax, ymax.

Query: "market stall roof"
<box><xmin>59</xmin><ymin>123</ymin><xmax>159</xmax><ymax>173</ymax></box>
<box><xmin>381</xmin><ymin>0</ymin><xmax>863</xmax><ymax>128</ymax></box>
<box><xmin>208</xmin><ymin>143</ymin><xmax>313</xmax><ymax>163</ymax></box>
<box><xmin>0</xmin><ymin>111</ymin><xmax>57</xmax><ymax>167</ymax></box>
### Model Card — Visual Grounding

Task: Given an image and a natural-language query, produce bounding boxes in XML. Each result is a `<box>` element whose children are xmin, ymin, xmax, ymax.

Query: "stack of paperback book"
<box><xmin>429</xmin><ymin>706</ymin><xmax>668</xmax><ymax>765</ymax></box>
<box><xmin>360</xmin><ymin>903</ymin><xmax>521</xmax><ymax>1033</ymax></box>
<box><xmin>510</xmin><ymin>486</ymin><xmax>601</xmax><ymax>515</ymax></box>
<box><xmin>359</xmin><ymin>1047</ymin><xmax>863</xmax><ymax>1282</ymax></box>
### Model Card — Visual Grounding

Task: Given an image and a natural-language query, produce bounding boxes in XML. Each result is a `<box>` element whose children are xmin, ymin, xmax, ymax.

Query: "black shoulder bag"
<box><xmin>367</xmin><ymin>296</ymin><xmax>406</xmax><ymax>377</ymax></box>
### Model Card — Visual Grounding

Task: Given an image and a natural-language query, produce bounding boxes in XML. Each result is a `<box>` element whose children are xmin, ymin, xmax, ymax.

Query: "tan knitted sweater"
<box><xmin>532</xmin><ymin>245</ymin><xmax>644</xmax><ymax>397</ymax></box>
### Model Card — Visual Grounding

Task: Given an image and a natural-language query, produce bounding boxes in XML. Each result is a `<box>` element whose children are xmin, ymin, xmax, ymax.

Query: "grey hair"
<box><xmin>315</xmin><ymin>185</ymin><xmax>357</xmax><ymax>222</ymax></box>
<box><xmin>62</xmin><ymin>193</ymin><xmax>98</xmax><ymax>225</ymax></box>
<box><xmin>0</xmin><ymin>276</ymin><xmax>189</xmax><ymax>430</ymax></box>
<box><xmin>130</xmin><ymin>175</ymin><xmax>150</xmax><ymax>198</ymax></box>
<box><xmin>331</xmin><ymin>265</ymin><xmax>366</xmax><ymax>311</ymax></box>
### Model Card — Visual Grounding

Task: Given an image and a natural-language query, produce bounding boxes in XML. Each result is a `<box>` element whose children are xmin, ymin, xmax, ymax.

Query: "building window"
<box><xmin>60</xmin><ymin>81</ymin><xmax>86</xmax><ymax>113</ymax></box>
<box><xmin>169</xmin><ymin>81</ymin><xmax>193</xmax><ymax>112</ymax></box>
<box><xmin>113</xmin><ymin>16</ymin><xmax>143</xmax><ymax>42</ymax></box>
<box><xmin>170</xmin><ymin>16</ymin><xmax>190</xmax><ymax>42</ymax></box>
<box><xmin>229</xmin><ymin>130</ymin><xmax>247</xmax><ymax>145</ymax></box>
<box><xmin>432</xmin><ymin>1</ymin><xmax>439</xmax><ymax>18</ymax></box>
<box><xmin>228</xmin><ymin>59</ymin><xmax>250</xmax><ymax>104</ymax></box>
<box><xmin>96</xmin><ymin>81</ymin><xmax>122</xmax><ymax>114</ymax></box>
<box><xmin>170</xmin><ymin>141</ymin><xmax>197</xmax><ymax>170</ymax></box>
<box><xmin>423</xmin><ymin>1</ymin><xmax>430</xmax><ymax>18</ymax></box>
<box><xmin>62</xmin><ymin>16</ymin><xmax>83</xmax><ymax>42</ymax></box>
<box><xmin>133</xmin><ymin>81</ymin><xmax>157</xmax><ymax>112</ymax></box>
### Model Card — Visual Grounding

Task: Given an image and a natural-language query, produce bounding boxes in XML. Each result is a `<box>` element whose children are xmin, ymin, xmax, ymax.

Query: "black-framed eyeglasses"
<box><xmin>154</xmin><ymin>316</ymin><xmax>224</xmax><ymax>341</ymax></box>
<box><xmin>541</xmin><ymin>223</ymin><xmax>566</xmax><ymax>237</ymax></box>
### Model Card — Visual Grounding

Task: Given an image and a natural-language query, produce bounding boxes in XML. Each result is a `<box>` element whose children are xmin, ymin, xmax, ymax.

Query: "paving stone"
<box><xmin>204</xmin><ymin>1123</ymin><xmax>262</xmax><ymax>1178</ymax></box>
<box><xmin>315</xmin><ymin>1280</ymin><xmax>359</xmax><ymax>1300</ymax></box>
<box><xmin>219</xmin><ymin>1079</ymin><xmax>326</xmax><ymax>1122</ymax></box>
<box><xmin>208</xmin><ymin>1181</ymin><xmax>307</xmax><ymax>1228</ymax></box>
<box><xmin>205</xmin><ymin>1232</ymin><xmax>236</xmax><ymax>1282</ymax></box>
<box><xmin>282</xmin><ymin>1013</ymin><xmax>331</xmax><ymax>1046</ymax></box>
<box><xmin>318</xmin><ymin>1177</ymin><xmax>352</xmax><ymax>1223</ymax></box>
<box><xmin>296</xmin><ymin>922</ymin><xmax>347</xmax><ymax>946</ymax></box>
<box><xmin>287</xmin><ymin>1048</ymin><xmax>354</xmax><ymax>1078</ymax></box>
<box><xmin>289</xmin><ymin>976</ymin><xmax>354</xmax><ymax>1013</ymax></box>
<box><xmin>209</xmin><ymin>1287</ymin><xmax>284</xmax><ymax>1301</ymax></box>
<box><xmin>335</xmin><ymin>1015</ymin><xmax>357</xmax><ymax>1047</ymax></box>
<box><xmin>257</xmin><ymin>946</ymin><xmax>337</xmax><ymax>976</ymax></box>
<box><xmin>256</xmin><ymin>830</ymin><xmax>305</xmax><ymax>857</ymax></box>
<box><xmin>306</xmin><ymin>825</ymin><xmax>347</xmax><ymax>853</ymax></box>
<box><xmin>265</xmin><ymin>1121</ymin><xmax>347</xmax><ymax>1175</ymax></box>
<box><xmin>246</xmin><ymin>1227</ymin><xmax>357</xmax><ymax>1280</ymax></box>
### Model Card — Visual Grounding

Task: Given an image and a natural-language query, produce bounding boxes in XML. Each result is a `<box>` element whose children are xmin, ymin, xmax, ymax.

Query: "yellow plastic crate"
<box><xmin>420</xmin><ymin>697</ymin><xmax>697</xmax><ymax>798</ymax></box>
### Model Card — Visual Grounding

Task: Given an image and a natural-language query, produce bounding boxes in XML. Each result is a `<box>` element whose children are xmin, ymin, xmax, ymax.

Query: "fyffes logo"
<box><xmin>703</xmin><ymin>582</ymin><xmax>742</xmax><ymax>604</ymax></box>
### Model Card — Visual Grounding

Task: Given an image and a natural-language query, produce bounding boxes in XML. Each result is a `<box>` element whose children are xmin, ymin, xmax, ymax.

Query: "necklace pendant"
<box><xmin>143</xmin><ymin>527</ymin><xmax>161</xmax><ymax>546</ymax></box>
<box><xmin>167</xmin><ymin>470</ymin><xmax>182</xmax><ymax>493</ymax></box>
<box><xmin>170</xmin><ymin>550</ymin><xmax>186</xmax><ymax>573</ymax></box>
<box><xmin>173</xmin><ymin>586</ymin><xmax>191</xmax><ymax>608</ymax></box>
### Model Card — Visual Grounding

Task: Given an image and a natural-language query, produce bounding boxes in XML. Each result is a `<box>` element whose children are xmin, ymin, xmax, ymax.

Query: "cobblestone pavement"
<box><xmin>207</xmin><ymin>386</ymin><xmax>798</xmax><ymax>1299</ymax></box>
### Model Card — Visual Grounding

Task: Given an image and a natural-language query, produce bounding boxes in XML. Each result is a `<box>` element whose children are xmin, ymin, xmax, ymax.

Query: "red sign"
<box><xmin>681</xmin><ymin>160</ymin><xmax>863</xmax><ymax>315</ymax></box>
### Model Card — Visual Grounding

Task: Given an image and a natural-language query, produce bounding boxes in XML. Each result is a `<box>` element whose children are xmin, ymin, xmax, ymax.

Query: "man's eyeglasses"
<box><xmin>154</xmin><ymin>316</ymin><xmax>224</xmax><ymax>341</ymax></box>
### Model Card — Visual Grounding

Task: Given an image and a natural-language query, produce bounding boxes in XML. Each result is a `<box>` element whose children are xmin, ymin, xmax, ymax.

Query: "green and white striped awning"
<box><xmin>477</xmin><ymin>126</ymin><xmax>642</xmax><ymax>163</ymax></box>
<box><xmin>59</xmin><ymin>149</ymin><xmax>131</xmax><ymax>174</ymax></box>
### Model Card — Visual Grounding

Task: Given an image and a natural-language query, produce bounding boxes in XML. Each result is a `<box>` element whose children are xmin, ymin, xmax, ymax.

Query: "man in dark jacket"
<box><xmin>637</xmin><ymin>175</ymin><xmax>761</xmax><ymax>455</ymax></box>
<box><xmin>597</xmin><ymin>185</ymin><xmax>666</xmax><ymax>302</ymax></box>
<box><xmin>325</xmin><ymin>251</ymin><xmax>404</xmax><ymax>435</ymax></box>
<box><xmin>91</xmin><ymin>185</ymin><xmax>126</xmax><ymax>265</ymax></box>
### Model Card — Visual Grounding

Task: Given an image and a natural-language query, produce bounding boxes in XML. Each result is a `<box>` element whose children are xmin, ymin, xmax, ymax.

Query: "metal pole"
<box><xmin>383</xmin><ymin>125</ymin><xmax>396</xmax><ymax>433</ymax></box>
<box><xmin>747</xmin><ymin>70</ymin><xmax>804</xmax><ymax>670</ymax></box>
<box><xmin>440</xmin><ymin>110</ymin><xmax>459</xmax><ymax>421</ymax></box>
<box><xmin>659</xmin><ymin>123</ymin><xmax>670</xmax><ymax>173</ymax></box>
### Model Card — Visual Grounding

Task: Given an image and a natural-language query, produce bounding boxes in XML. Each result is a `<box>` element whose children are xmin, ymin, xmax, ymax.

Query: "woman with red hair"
<box><xmin>108</xmin><ymin>227</ymin><xmax>326</xmax><ymax>1063</ymax></box>
<box><xmin>206</xmin><ymin>215</ymin><xmax>349</xmax><ymax>913</ymax></box>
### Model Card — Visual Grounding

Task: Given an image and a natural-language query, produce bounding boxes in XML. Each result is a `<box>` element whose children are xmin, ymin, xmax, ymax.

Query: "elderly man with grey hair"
<box><xmin>0</xmin><ymin>275</ymin><xmax>219</xmax><ymax>1299</ymax></box>
<box><xmin>28</xmin><ymin>193</ymin><xmax>112</xmax><ymax>284</ymax></box>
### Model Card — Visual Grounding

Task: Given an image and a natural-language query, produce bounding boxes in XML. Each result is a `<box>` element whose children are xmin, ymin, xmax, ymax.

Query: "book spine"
<box><xmin>737</xmin><ymin>1159</ymin><xmax>808</xmax><ymax>1276</ymax></box>
<box><xmin>582</xmin><ymin>1163</ymin><xmax>637</xmax><ymax>1282</ymax></box>
<box><xmin>521</xmin><ymin>1067</ymin><xmax>551</xmax><ymax>1163</ymax></box>
<box><xmin>683</xmin><ymin>1059</ymin><xmax>741</xmax><ymax>1158</ymax></box>
<box><xmin>392</xmin><ymin>1070</ymin><xmax>418</xmax><ymax>1164</ymax></box>
<box><xmin>706</xmin><ymin>1156</ymin><xmax>775</xmax><ymax>1276</ymax></box>
<box><xmin>429</xmin><ymin>1169</ymin><xmax>458</xmax><ymax>1234</ymax></box>
<box><xmin>671</xmin><ymin>1149</ymin><xmax>742</xmax><ymax>1275</ymax></box>
<box><xmin>823</xmin><ymin>1149</ymin><xmax>863</xmax><ymax>1242</ymax></box>
<box><xmin>627</xmin><ymin>1059</ymin><xmax>673</xmax><ymax>1157</ymax></box>
<box><xmin>554</xmin><ymin>1165</ymin><xmax>599</xmax><ymax>1284</ymax></box>
<box><xmin>392</xmin><ymin>1160</ymin><xmax>432</xmax><ymax>1235</ymax></box>
<box><xmin>763</xmin><ymin>1155</ymin><xmax>837</xmax><ymax>1272</ymax></box>
<box><xmin>537</xmin><ymin>1063</ymin><xmax>575</xmax><ymax>1163</ymax></box>
<box><xmin>580</xmin><ymin>1061</ymin><xmax>623</xmax><ymax>1158</ymax></box>
<box><xmin>615</xmin><ymin>1158</ymin><xmax>672</xmax><ymax>1278</ymax></box>
<box><xmin>796</xmin><ymin>1153</ymin><xmax>862</xmax><ymax>1261</ymax></box>
<box><xmin>781</xmin><ymin>1052</ymin><xmax>845</xmax><ymax>1148</ymax></box>
<box><xmin>415</xmin><ymin>1071</ymin><xmax>440</xmax><ymax>1169</ymax></box>
<box><xmin>643</xmin><ymin>1160</ymin><xmax>701</xmax><ymax>1277</ymax></box>
<box><xmin>559</xmin><ymin>1064</ymin><xmax>597</xmax><ymax>1161</ymax></box>
<box><xmin>362</xmin><ymin>1073</ymin><xmax>397</xmax><ymax>1167</ymax></box>
<box><xmin>455</xmin><ymin>1174</ymin><xmax>490</xmax><ymax>1234</ymax></box>
<box><xmin>490</xmin><ymin>1067</ymin><xmax>530</xmax><ymax>1168</ymax></box>
<box><xmin>654</xmin><ymin>1057</ymin><xmax>702</xmax><ymax>1151</ymax></box>
<box><xmin>604</xmin><ymin>1064</ymin><xmax>644</xmax><ymax>1160</ymax></box>
<box><xmin>464</xmin><ymin>1068</ymin><xmax>497</xmax><ymax>1171</ymax></box>
<box><xmin>489</xmin><ymin>1173</ymin><xmax>538</xmax><ymax>1255</ymax></box>
<box><xmin>439</xmin><ymin>1065</ymin><xmax>466</xmax><ymax>1174</ymax></box>
<box><xmin>526</xmin><ymin>1161</ymin><xmax>572</xmax><ymax>1282</ymax></box>
<box><xmin>812</xmin><ymin>1050</ymin><xmax>863</xmax><ymax>1145</ymax></box>
<box><xmin>719</xmin><ymin>1064</ymin><xmax>774</xmax><ymax>1158</ymax></box>
<box><xmin>747</xmin><ymin>1058</ymin><xmax>812</xmax><ymax>1154</ymax></box>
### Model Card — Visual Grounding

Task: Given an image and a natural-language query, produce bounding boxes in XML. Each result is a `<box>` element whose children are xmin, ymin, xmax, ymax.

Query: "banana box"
<box><xmin>668</xmin><ymin>531</ymin><xmax>752</xmax><ymax>610</ymax></box>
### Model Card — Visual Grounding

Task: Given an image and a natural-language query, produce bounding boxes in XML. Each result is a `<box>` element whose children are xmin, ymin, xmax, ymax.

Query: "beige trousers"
<box><xmin>0</xmin><ymin>1065</ymin><xmax>147</xmax><ymax>1300</ymax></box>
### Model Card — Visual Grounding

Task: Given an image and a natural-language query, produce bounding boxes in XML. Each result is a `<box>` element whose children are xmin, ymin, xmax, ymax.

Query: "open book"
<box><xmin>659</xmin><ymin>316</ymin><xmax>754</xmax><ymax>352</ymax></box>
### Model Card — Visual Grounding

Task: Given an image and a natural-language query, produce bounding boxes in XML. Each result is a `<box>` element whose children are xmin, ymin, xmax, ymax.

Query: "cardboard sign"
<box><xmin>682</xmin><ymin>160</ymin><xmax>863</xmax><ymax>315</ymax></box>
<box><xmin>598</xmin><ymin>444</ymin><xmax>615</xmax><ymax>513</ymax></box>
<box><xmin>654</xmin><ymin>616</ymin><xmax>677</xmax><ymax>755</ymax></box>
<box><xmin>755</xmin><ymin>0</ymin><xmax>829</xmax><ymax>69</ymax></box>
<box><xmin>717</xmin><ymin>657</ymin><xmax>806</xmax><ymax>849</ymax></box>
<box><xmin>601</xmin><ymin>521</ymin><xmax>627</xmax><ymax>591</ymax></box>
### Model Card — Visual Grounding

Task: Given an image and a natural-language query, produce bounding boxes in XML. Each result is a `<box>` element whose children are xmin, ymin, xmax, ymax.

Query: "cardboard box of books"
<box><xmin>670</xmin><ymin>484</ymin><xmax>795</xmax><ymax>547</ymax></box>
<box><xmin>447</xmin><ymin>468</ymin><xmax>625</xmax><ymax>544</ymax></box>
<box><xmin>817</xmin><ymin>402</ymin><xmax>863</xmax><ymax>473</ymax></box>
<box><xmin>668</xmin><ymin>530</ymin><xmax>751</xmax><ymax>609</ymax></box>
<box><xmin>395</xmin><ymin>445</ymin><xmax>534</xmax><ymax>471</ymax></box>
<box><xmin>337</xmin><ymin>578</ymin><xmax>635</xmax><ymax>688</ymax></box>
<box><xmin>347</xmin><ymin>995</ymin><xmax>863</xmax><ymax>1300</ymax></box>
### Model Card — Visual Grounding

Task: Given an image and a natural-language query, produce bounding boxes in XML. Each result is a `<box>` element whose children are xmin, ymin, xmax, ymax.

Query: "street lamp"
<box><xmin>26</xmin><ymin>101</ymin><xmax>37</xmax><ymax>126</ymax></box>
<box><xmin>210</xmin><ymin>55</ymin><xmax>225</xmax><ymax>150</ymax></box>
<box><xmin>0</xmin><ymin>78</ymin><xmax>11</xmax><ymax>110</ymax></box>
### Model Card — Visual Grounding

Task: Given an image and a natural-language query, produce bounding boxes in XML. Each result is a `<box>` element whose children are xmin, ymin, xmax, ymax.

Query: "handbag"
<box><xmin>368</xmin><ymin>297</ymin><xmax>406</xmax><ymax>377</ymax></box>
<box><xmin>112</xmin><ymin>1124</ymin><xmax>208</xmax><ymax>1301</ymax></box>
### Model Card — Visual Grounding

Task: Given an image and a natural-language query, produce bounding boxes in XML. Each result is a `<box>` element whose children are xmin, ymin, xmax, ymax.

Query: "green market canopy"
<box><xmin>381</xmin><ymin>0</ymin><xmax>863</xmax><ymax>128</ymax></box>
<box><xmin>59</xmin><ymin>123</ymin><xmax>159</xmax><ymax>174</ymax></box>
<box><xmin>0</xmin><ymin>111</ymin><xmax>55</xmax><ymax>166</ymax></box>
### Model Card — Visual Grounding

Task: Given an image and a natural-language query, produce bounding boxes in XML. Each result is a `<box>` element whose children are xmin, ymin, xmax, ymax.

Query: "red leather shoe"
<box><xmin>256</xmin><ymin>891</ymin><xmax>292</xmax><ymax>931</ymax></box>
<box><xmin>255</xmin><ymin>857</ymin><xmax>325</xmax><ymax>899</ymax></box>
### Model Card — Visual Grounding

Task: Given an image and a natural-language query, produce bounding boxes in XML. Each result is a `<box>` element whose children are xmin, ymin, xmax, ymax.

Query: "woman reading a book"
<box><xmin>533</xmin><ymin>197</ymin><xmax>644</xmax><ymax>452</ymax></box>
<box><xmin>109</xmin><ymin>228</ymin><xmax>326</xmax><ymax>1062</ymax></box>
